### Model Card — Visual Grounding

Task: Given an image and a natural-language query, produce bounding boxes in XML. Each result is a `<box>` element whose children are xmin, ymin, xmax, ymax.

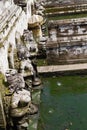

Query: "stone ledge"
<box><xmin>37</xmin><ymin>63</ymin><xmax>87</xmax><ymax>74</ymax></box>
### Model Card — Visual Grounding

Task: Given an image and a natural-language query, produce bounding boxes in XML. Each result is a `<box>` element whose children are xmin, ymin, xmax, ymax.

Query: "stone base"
<box><xmin>32</xmin><ymin>77</ymin><xmax>42</xmax><ymax>87</ymax></box>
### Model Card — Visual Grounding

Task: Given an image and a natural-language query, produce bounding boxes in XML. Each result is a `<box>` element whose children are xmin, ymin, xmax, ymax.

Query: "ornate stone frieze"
<box><xmin>0</xmin><ymin>5</ymin><xmax>22</xmax><ymax>43</ymax></box>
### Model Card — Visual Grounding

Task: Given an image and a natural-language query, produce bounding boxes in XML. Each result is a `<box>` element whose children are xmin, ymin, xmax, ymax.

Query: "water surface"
<box><xmin>38</xmin><ymin>75</ymin><xmax>87</xmax><ymax>130</ymax></box>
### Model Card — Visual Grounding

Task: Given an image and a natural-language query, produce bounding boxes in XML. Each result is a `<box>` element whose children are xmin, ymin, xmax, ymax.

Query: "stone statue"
<box><xmin>10</xmin><ymin>88</ymin><xmax>31</xmax><ymax>130</ymax></box>
<box><xmin>5</xmin><ymin>69</ymin><xmax>38</xmax><ymax>130</ymax></box>
<box><xmin>31</xmin><ymin>58</ymin><xmax>39</xmax><ymax>78</ymax></box>
<box><xmin>17</xmin><ymin>44</ymin><xmax>34</xmax><ymax>75</ymax></box>
<box><xmin>5</xmin><ymin>69</ymin><xmax>25</xmax><ymax>92</ymax></box>
<box><xmin>31</xmin><ymin>57</ymin><xmax>42</xmax><ymax>87</ymax></box>
<box><xmin>15</xmin><ymin>31</ymin><xmax>41</xmax><ymax>87</ymax></box>
<box><xmin>15</xmin><ymin>31</ymin><xmax>34</xmax><ymax>75</ymax></box>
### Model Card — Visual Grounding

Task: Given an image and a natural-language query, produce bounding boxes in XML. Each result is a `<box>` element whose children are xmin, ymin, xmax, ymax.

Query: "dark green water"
<box><xmin>38</xmin><ymin>75</ymin><xmax>87</xmax><ymax>130</ymax></box>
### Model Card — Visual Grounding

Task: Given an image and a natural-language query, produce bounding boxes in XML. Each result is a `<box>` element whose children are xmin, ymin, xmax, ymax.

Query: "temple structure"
<box><xmin>45</xmin><ymin>0</ymin><xmax>87</xmax><ymax>65</ymax></box>
<box><xmin>0</xmin><ymin>0</ymin><xmax>40</xmax><ymax>75</ymax></box>
<box><xmin>0</xmin><ymin>0</ymin><xmax>44</xmax><ymax>130</ymax></box>
<box><xmin>2</xmin><ymin>0</ymin><xmax>87</xmax><ymax>130</ymax></box>
<box><xmin>0</xmin><ymin>1</ymin><xmax>27</xmax><ymax>75</ymax></box>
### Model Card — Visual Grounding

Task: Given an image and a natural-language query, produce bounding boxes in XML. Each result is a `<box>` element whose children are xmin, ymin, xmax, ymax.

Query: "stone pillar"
<box><xmin>27</xmin><ymin>0</ymin><xmax>35</xmax><ymax>21</ymax></box>
<box><xmin>33</xmin><ymin>25</ymin><xmax>43</xmax><ymax>42</ymax></box>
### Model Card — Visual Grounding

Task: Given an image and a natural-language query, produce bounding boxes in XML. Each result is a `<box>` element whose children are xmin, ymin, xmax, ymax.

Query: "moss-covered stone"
<box><xmin>0</xmin><ymin>73</ymin><xmax>5</xmax><ymax>94</ymax></box>
<box><xmin>0</xmin><ymin>43</ymin><xmax>4</xmax><ymax>48</ymax></box>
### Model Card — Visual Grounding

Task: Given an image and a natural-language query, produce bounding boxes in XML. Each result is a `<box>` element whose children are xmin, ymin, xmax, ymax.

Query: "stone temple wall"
<box><xmin>0</xmin><ymin>4</ymin><xmax>27</xmax><ymax>75</ymax></box>
<box><xmin>47</xmin><ymin>18</ymin><xmax>87</xmax><ymax>65</ymax></box>
<box><xmin>45</xmin><ymin>0</ymin><xmax>87</xmax><ymax>7</ymax></box>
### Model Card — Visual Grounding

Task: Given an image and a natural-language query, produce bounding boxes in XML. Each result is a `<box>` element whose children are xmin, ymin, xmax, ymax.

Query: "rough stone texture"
<box><xmin>37</xmin><ymin>63</ymin><xmax>87</xmax><ymax>74</ymax></box>
<box><xmin>0</xmin><ymin>73</ymin><xmax>6</xmax><ymax>129</ymax></box>
<box><xmin>45</xmin><ymin>0</ymin><xmax>87</xmax><ymax>7</ymax></box>
<box><xmin>0</xmin><ymin>4</ymin><xmax>27</xmax><ymax>75</ymax></box>
<box><xmin>47</xmin><ymin>17</ymin><xmax>87</xmax><ymax>64</ymax></box>
<box><xmin>0</xmin><ymin>93</ymin><xmax>6</xmax><ymax>129</ymax></box>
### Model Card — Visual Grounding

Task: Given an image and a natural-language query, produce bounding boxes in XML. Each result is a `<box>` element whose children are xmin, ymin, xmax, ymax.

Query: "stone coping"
<box><xmin>37</xmin><ymin>63</ymin><xmax>87</xmax><ymax>74</ymax></box>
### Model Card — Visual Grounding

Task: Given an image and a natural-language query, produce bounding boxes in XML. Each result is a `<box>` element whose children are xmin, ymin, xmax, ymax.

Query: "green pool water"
<box><xmin>38</xmin><ymin>75</ymin><xmax>87</xmax><ymax>130</ymax></box>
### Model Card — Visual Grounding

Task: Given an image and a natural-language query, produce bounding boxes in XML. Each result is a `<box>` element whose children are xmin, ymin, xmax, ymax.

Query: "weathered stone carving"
<box><xmin>28</xmin><ymin>14</ymin><xmax>44</xmax><ymax>42</ymax></box>
<box><xmin>15</xmin><ymin>31</ymin><xmax>34</xmax><ymax>75</ymax></box>
<box><xmin>5</xmin><ymin>69</ymin><xmax>38</xmax><ymax>130</ymax></box>
<box><xmin>0</xmin><ymin>3</ymin><xmax>27</xmax><ymax>75</ymax></box>
<box><xmin>31</xmin><ymin>58</ymin><xmax>42</xmax><ymax>87</ymax></box>
<box><xmin>23</xmin><ymin>30</ymin><xmax>38</xmax><ymax>54</ymax></box>
<box><xmin>35</xmin><ymin>1</ymin><xmax>45</xmax><ymax>16</ymax></box>
<box><xmin>5</xmin><ymin>69</ymin><xmax>25</xmax><ymax>91</ymax></box>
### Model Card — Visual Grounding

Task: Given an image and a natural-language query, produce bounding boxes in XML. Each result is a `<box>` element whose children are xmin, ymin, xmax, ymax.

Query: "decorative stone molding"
<box><xmin>0</xmin><ymin>4</ymin><xmax>27</xmax><ymax>75</ymax></box>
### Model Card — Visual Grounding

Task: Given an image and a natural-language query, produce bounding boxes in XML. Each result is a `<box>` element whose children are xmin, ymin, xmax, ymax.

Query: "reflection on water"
<box><xmin>38</xmin><ymin>75</ymin><xmax>87</xmax><ymax>130</ymax></box>
<box><xmin>57</xmin><ymin>81</ymin><xmax>62</xmax><ymax>86</ymax></box>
